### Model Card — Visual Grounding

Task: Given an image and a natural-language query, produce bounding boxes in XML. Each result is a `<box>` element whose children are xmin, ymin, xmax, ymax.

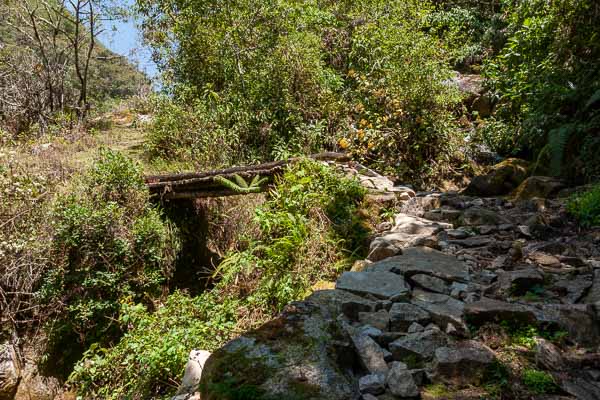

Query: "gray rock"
<box><xmin>200</xmin><ymin>302</ymin><xmax>357</xmax><ymax>400</ymax></box>
<box><xmin>411</xmin><ymin>274</ymin><xmax>450</xmax><ymax>295</ymax></box>
<box><xmin>389</xmin><ymin>329</ymin><xmax>448</xmax><ymax>362</ymax></box>
<box><xmin>584</xmin><ymin>269</ymin><xmax>600</xmax><ymax>304</ymax></box>
<box><xmin>361</xmin><ymin>394</ymin><xmax>378</xmax><ymax>400</ymax></box>
<box><xmin>449</xmin><ymin>282</ymin><xmax>469</xmax><ymax>298</ymax></box>
<box><xmin>336</xmin><ymin>271</ymin><xmax>410</xmax><ymax>302</ymax></box>
<box><xmin>386</xmin><ymin>362</ymin><xmax>420</xmax><ymax>398</ymax></box>
<box><xmin>344</xmin><ymin>323</ymin><xmax>389</xmax><ymax>374</ymax></box>
<box><xmin>449</xmin><ymin>236</ymin><xmax>493</xmax><ymax>248</ymax></box>
<box><xmin>389</xmin><ymin>303</ymin><xmax>431</xmax><ymax>332</ymax></box>
<box><xmin>446</xmin><ymin>229</ymin><xmax>470</xmax><ymax>239</ymax></box>
<box><xmin>464</xmin><ymin>298</ymin><xmax>537</xmax><ymax>327</ymax></box>
<box><xmin>175</xmin><ymin>350</ymin><xmax>211</xmax><ymax>396</ymax></box>
<box><xmin>554</xmin><ymin>274</ymin><xmax>593</xmax><ymax>303</ymax></box>
<box><xmin>497</xmin><ymin>268</ymin><xmax>544</xmax><ymax>295</ymax></box>
<box><xmin>535</xmin><ymin>338</ymin><xmax>564</xmax><ymax>371</ymax></box>
<box><xmin>534</xmin><ymin>304</ymin><xmax>600</xmax><ymax>347</ymax></box>
<box><xmin>559</xmin><ymin>376</ymin><xmax>600</xmax><ymax>400</ymax></box>
<box><xmin>458</xmin><ymin>207</ymin><xmax>510</xmax><ymax>226</ymax></box>
<box><xmin>358</xmin><ymin>310</ymin><xmax>390</xmax><ymax>331</ymax></box>
<box><xmin>307</xmin><ymin>289</ymin><xmax>375</xmax><ymax>320</ymax></box>
<box><xmin>407</xmin><ymin>323</ymin><xmax>425</xmax><ymax>333</ymax></box>
<box><xmin>358</xmin><ymin>373</ymin><xmax>386</xmax><ymax>395</ymax></box>
<box><xmin>367</xmin><ymin>241</ymin><xmax>402</xmax><ymax>262</ymax></box>
<box><xmin>359</xmin><ymin>325</ymin><xmax>383</xmax><ymax>340</ymax></box>
<box><xmin>411</xmin><ymin>290</ymin><xmax>467</xmax><ymax>335</ymax></box>
<box><xmin>367</xmin><ymin>247</ymin><xmax>469</xmax><ymax>283</ymax></box>
<box><xmin>432</xmin><ymin>341</ymin><xmax>495</xmax><ymax>386</ymax></box>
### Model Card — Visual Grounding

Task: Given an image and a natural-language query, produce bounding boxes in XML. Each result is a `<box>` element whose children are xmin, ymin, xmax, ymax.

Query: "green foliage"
<box><xmin>567</xmin><ymin>184</ymin><xmax>600</xmax><ymax>227</ymax></box>
<box><xmin>215</xmin><ymin>174</ymin><xmax>268</xmax><ymax>194</ymax></box>
<box><xmin>214</xmin><ymin>159</ymin><xmax>368</xmax><ymax>312</ymax></box>
<box><xmin>522</xmin><ymin>368</ymin><xmax>557</xmax><ymax>394</ymax></box>
<box><xmin>484</xmin><ymin>0</ymin><xmax>600</xmax><ymax>180</ymax></box>
<box><xmin>70</xmin><ymin>160</ymin><xmax>369</xmax><ymax>398</ymax></box>
<box><xmin>69</xmin><ymin>292</ymin><xmax>238</xmax><ymax>399</ymax></box>
<box><xmin>40</xmin><ymin>150</ymin><xmax>178</xmax><ymax>373</ymax></box>
<box><xmin>138</xmin><ymin>0</ymin><xmax>465</xmax><ymax>183</ymax></box>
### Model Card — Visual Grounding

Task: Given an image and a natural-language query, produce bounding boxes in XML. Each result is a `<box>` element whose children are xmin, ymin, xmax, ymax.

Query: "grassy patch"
<box><xmin>522</xmin><ymin>368</ymin><xmax>558</xmax><ymax>394</ymax></box>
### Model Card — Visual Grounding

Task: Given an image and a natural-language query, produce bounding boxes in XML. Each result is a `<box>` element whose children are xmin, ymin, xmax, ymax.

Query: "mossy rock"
<box><xmin>464</xmin><ymin>158</ymin><xmax>530</xmax><ymax>197</ymax></box>
<box><xmin>200</xmin><ymin>301</ymin><xmax>357</xmax><ymax>400</ymax></box>
<box><xmin>511</xmin><ymin>176</ymin><xmax>565</xmax><ymax>201</ymax></box>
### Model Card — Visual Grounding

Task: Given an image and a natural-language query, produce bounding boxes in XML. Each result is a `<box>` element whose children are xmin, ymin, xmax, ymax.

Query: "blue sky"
<box><xmin>98</xmin><ymin>11</ymin><xmax>158</xmax><ymax>79</ymax></box>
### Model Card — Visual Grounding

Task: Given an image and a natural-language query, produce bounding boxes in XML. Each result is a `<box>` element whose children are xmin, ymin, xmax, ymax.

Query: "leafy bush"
<box><xmin>567</xmin><ymin>184</ymin><xmax>600</xmax><ymax>227</ymax></box>
<box><xmin>138</xmin><ymin>0</ymin><xmax>467</xmax><ymax>184</ymax></box>
<box><xmin>70</xmin><ymin>160</ymin><xmax>369</xmax><ymax>398</ymax></box>
<box><xmin>522</xmin><ymin>368</ymin><xmax>557</xmax><ymax>394</ymax></box>
<box><xmin>484</xmin><ymin>0</ymin><xmax>600</xmax><ymax>179</ymax></box>
<box><xmin>70</xmin><ymin>292</ymin><xmax>238</xmax><ymax>400</ymax></box>
<box><xmin>40</xmin><ymin>150</ymin><xmax>179</xmax><ymax>373</ymax></box>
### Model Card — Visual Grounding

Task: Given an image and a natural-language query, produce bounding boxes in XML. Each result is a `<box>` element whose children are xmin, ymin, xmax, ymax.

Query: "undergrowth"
<box><xmin>69</xmin><ymin>159</ymin><xmax>370</xmax><ymax>398</ymax></box>
<box><xmin>567</xmin><ymin>184</ymin><xmax>600</xmax><ymax>227</ymax></box>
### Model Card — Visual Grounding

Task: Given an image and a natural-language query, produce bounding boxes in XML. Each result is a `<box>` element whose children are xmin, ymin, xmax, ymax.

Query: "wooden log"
<box><xmin>145</xmin><ymin>152</ymin><xmax>350</xmax><ymax>200</ymax></box>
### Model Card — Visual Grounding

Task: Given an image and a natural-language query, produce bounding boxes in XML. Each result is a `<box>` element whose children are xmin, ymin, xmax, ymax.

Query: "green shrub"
<box><xmin>70</xmin><ymin>292</ymin><xmax>238</xmax><ymax>400</ymax></box>
<box><xmin>522</xmin><ymin>368</ymin><xmax>557</xmax><ymax>394</ymax></box>
<box><xmin>70</xmin><ymin>160</ymin><xmax>369</xmax><ymax>398</ymax></box>
<box><xmin>567</xmin><ymin>184</ymin><xmax>600</xmax><ymax>227</ymax></box>
<box><xmin>40</xmin><ymin>150</ymin><xmax>179</xmax><ymax>374</ymax></box>
<box><xmin>138</xmin><ymin>0</ymin><xmax>467</xmax><ymax>184</ymax></box>
<box><xmin>484</xmin><ymin>0</ymin><xmax>600</xmax><ymax>179</ymax></box>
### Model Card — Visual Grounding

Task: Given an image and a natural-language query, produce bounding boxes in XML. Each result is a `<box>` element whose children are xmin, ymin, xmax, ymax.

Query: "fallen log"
<box><xmin>145</xmin><ymin>152</ymin><xmax>350</xmax><ymax>200</ymax></box>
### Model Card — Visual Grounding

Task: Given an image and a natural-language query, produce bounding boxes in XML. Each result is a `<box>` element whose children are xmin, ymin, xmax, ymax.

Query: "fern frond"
<box><xmin>214</xmin><ymin>174</ymin><xmax>266</xmax><ymax>193</ymax></box>
<box><xmin>234</xmin><ymin>174</ymin><xmax>249</xmax><ymax>189</ymax></box>
<box><xmin>548</xmin><ymin>125</ymin><xmax>573</xmax><ymax>176</ymax></box>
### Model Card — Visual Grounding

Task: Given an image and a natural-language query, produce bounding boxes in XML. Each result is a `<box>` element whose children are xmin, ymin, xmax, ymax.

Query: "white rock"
<box><xmin>174</xmin><ymin>350</ymin><xmax>211</xmax><ymax>397</ymax></box>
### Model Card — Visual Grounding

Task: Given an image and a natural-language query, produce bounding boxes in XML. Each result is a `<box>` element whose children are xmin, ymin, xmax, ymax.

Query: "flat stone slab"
<box><xmin>389</xmin><ymin>329</ymin><xmax>448</xmax><ymax>362</ymax></box>
<box><xmin>366</xmin><ymin>247</ymin><xmax>469</xmax><ymax>283</ymax></box>
<box><xmin>433</xmin><ymin>340</ymin><xmax>496</xmax><ymax>385</ymax></box>
<box><xmin>336</xmin><ymin>271</ymin><xmax>410</xmax><ymax>301</ymax></box>
<box><xmin>411</xmin><ymin>290</ymin><xmax>467</xmax><ymax>335</ymax></box>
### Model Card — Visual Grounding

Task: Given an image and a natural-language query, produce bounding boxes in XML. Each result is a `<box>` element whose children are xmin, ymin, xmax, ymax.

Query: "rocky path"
<box><xmin>175</xmin><ymin>164</ymin><xmax>600</xmax><ymax>400</ymax></box>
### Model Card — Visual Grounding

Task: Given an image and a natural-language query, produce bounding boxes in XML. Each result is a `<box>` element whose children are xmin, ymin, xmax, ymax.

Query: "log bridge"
<box><xmin>144</xmin><ymin>152</ymin><xmax>351</xmax><ymax>200</ymax></box>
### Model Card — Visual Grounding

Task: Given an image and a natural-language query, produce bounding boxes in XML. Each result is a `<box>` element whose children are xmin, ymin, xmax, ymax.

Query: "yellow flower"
<box><xmin>359</xmin><ymin>119</ymin><xmax>368</xmax><ymax>127</ymax></box>
<box><xmin>367</xmin><ymin>141</ymin><xmax>375</xmax><ymax>149</ymax></box>
<box><xmin>348</xmin><ymin>69</ymin><xmax>356</xmax><ymax>77</ymax></box>
<box><xmin>338</xmin><ymin>138</ymin><xmax>350</xmax><ymax>149</ymax></box>
<box><xmin>357</xmin><ymin>129</ymin><xmax>365</xmax><ymax>140</ymax></box>
<box><xmin>382</xmin><ymin>115</ymin><xmax>389</xmax><ymax>123</ymax></box>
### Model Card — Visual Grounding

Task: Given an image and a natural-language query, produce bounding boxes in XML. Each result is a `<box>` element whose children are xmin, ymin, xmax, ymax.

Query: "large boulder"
<box><xmin>464</xmin><ymin>158</ymin><xmax>530</xmax><ymax>197</ymax></box>
<box><xmin>200</xmin><ymin>301</ymin><xmax>357</xmax><ymax>400</ymax></box>
<box><xmin>511</xmin><ymin>176</ymin><xmax>565</xmax><ymax>201</ymax></box>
